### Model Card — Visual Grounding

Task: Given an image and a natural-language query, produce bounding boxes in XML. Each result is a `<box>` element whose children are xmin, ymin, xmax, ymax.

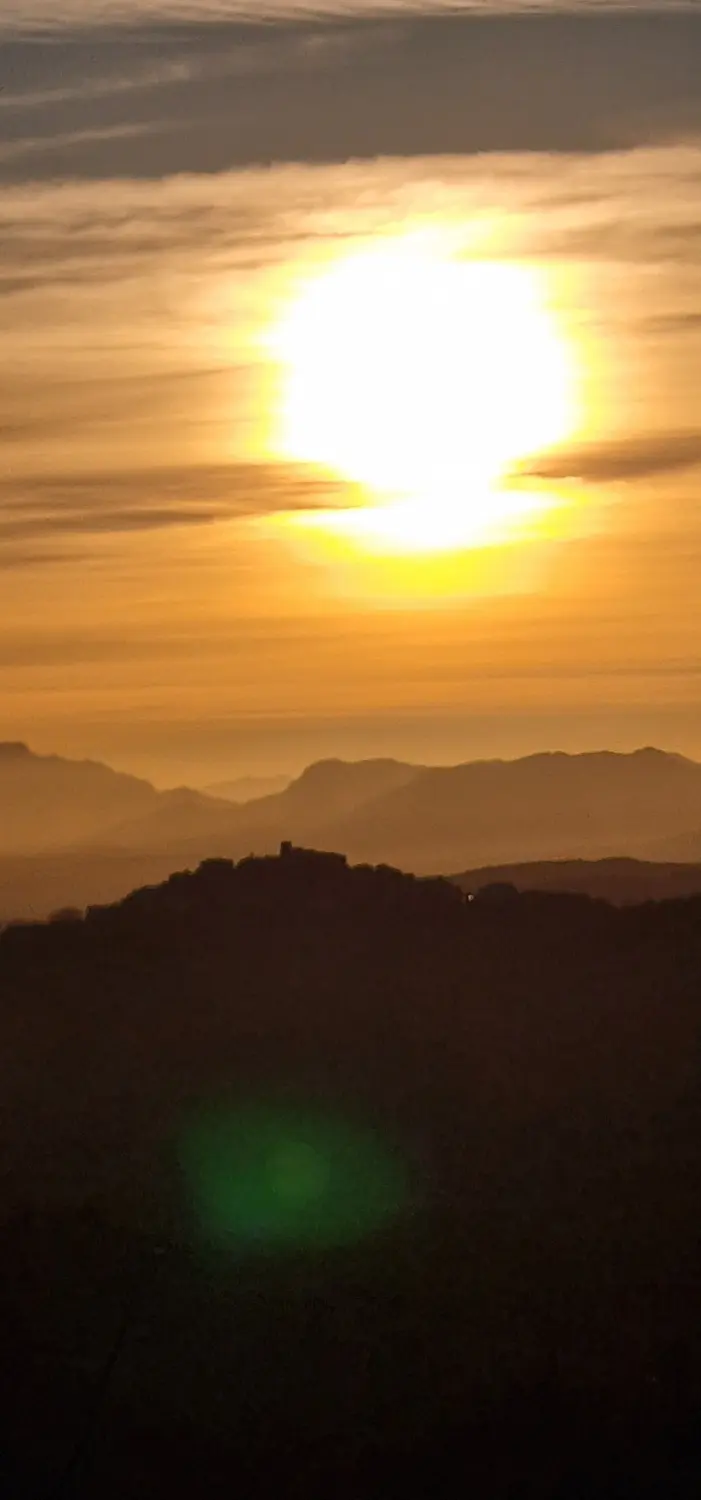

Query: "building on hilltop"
<box><xmin>279</xmin><ymin>842</ymin><xmax>348</xmax><ymax>871</ymax></box>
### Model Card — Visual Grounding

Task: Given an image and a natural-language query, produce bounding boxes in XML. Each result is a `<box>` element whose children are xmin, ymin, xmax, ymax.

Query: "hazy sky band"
<box><xmin>0</xmin><ymin>0</ymin><xmax>697</xmax><ymax>35</ymax></box>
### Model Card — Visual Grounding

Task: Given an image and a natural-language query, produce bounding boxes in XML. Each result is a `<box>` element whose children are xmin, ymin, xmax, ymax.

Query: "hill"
<box><xmin>5</xmin><ymin>744</ymin><xmax>701</xmax><ymax>918</ymax></box>
<box><xmin>87</xmin><ymin>747</ymin><xmax>701</xmax><ymax>872</ymax></box>
<box><xmin>0</xmin><ymin>742</ymin><xmax>227</xmax><ymax>856</ymax></box>
<box><xmin>231</xmin><ymin>755</ymin><xmax>419</xmax><ymax>838</ymax></box>
<box><xmin>452</xmin><ymin>856</ymin><xmax>701</xmax><ymax>906</ymax></box>
<box><xmin>3</xmin><ymin>850</ymin><xmax>701</xmax><ymax>1494</ymax></box>
<box><xmin>0</xmin><ymin>752</ymin><xmax>419</xmax><ymax>917</ymax></box>
<box><xmin>69</xmin><ymin>746</ymin><xmax>701</xmax><ymax>872</ymax></box>
<box><xmin>76</xmin><ymin>757</ymin><xmax>419</xmax><ymax>857</ymax></box>
<box><xmin>319</xmin><ymin>748</ymin><xmax>701</xmax><ymax>873</ymax></box>
<box><xmin>0</xmin><ymin>741</ymin><xmax>159</xmax><ymax>854</ymax></box>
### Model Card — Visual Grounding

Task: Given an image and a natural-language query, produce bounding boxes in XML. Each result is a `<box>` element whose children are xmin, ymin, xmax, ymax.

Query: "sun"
<box><xmin>267</xmin><ymin>234</ymin><xmax>577</xmax><ymax>554</ymax></box>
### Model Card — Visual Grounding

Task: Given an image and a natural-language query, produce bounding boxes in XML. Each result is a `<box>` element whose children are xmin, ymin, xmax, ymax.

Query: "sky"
<box><xmin>1</xmin><ymin>2</ymin><xmax>701</xmax><ymax>784</ymax></box>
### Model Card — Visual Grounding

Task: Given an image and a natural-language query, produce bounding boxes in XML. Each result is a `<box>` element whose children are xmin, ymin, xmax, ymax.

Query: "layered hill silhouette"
<box><xmin>4</xmin><ymin>849</ymin><xmax>701</xmax><ymax>1495</ymax></box>
<box><xmin>454</xmin><ymin>856</ymin><xmax>701</xmax><ymax>906</ymax></box>
<box><xmin>94</xmin><ymin>748</ymin><xmax>701</xmax><ymax>871</ymax></box>
<box><xmin>312</xmin><ymin>747</ymin><xmax>701</xmax><ymax>872</ymax></box>
<box><xmin>4</xmin><ymin>742</ymin><xmax>701</xmax><ymax>918</ymax></box>
<box><xmin>0</xmin><ymin>741</ymin><xmax>231</xmax><ymax>856</ymax></box>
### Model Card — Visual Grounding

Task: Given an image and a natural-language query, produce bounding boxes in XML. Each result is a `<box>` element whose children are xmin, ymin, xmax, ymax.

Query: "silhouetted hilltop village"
<box><xmin>4</xmin><ymin>843</ymin><xmax>701</xmax><ymax>1496</ymax></box>
<box><xmin>0</xmin><ymin>841</ymin><xmax>622</xmax><ymax>954</ymax></box>
<box><xmin>94</xmin><ymin>841</ymin><xmax>469</xmax><ymax>924</ymax></box>
<box><xmin>5</xmin><ymin>839</ymin><xmax>701</xmax><ymax>956</ymax></box>
<box><xmin>0</xmin><ymin>842</ymin><xmax>461</xmax><ymax>939</ymax></box>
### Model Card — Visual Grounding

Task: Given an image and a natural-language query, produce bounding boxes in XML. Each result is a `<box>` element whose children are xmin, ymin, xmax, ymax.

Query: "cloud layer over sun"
<box><xmin>3</xmin><ymin>145</ymin><xmax>701</xmax><ymax>546</ymax></box>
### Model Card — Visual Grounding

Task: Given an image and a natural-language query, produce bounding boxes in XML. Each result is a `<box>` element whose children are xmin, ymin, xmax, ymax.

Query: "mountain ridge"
<box><xmin>3</xmin><ymin>743</ymin><xmax>701</xmax><ymax>912</ymax></box>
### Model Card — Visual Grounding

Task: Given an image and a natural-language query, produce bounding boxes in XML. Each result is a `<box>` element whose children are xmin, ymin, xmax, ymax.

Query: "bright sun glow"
<box><xmin>268</xmin><ymin>234</ymin><xmax>577</xmax><ymax>554</ymax></box>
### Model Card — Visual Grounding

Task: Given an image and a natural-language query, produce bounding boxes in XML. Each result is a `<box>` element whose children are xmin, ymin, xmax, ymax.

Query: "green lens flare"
<box><xmin>178</xmin><ymin>1101</ymin><xmax>408</xmax><ymax>1253</ymax></box>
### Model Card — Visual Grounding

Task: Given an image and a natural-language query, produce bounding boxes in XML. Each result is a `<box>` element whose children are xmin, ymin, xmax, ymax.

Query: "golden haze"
<box><xmin>2</xmin><ymin>152</ymin><xmax>701</xmax><ymax>780</ymax></box>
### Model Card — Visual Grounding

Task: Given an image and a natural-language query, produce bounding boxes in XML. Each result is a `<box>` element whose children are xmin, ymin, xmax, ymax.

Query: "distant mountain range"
<box><xmin>0</xmin><ymin>741</ymin><xmax>230</xmax><ymax>856</ymax></box>
<box><xmin>3</xmin><ymin>741</ymin><xmax>701</xmax><ymax>918</ymax></box>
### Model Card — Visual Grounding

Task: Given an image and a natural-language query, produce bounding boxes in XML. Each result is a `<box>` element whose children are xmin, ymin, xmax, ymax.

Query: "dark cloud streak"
<box><xmin>520</xmin><ymin>432</ymin><xmax>701</xmax><ymax>485</ymax></box>
<box><xmin>0</xmin><ymin>461</ymin><xmax>361</xmax><ymax>566</ymax></box>
<box><xmin>0</xmin><ymin>12</ymin><xmax>699</xmax><ymax>181</ymax></box>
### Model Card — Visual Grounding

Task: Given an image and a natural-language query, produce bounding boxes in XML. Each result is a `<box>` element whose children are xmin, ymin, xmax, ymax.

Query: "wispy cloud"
<box><xmin>0</xmin><ymin>462</ymin><xmax>358</xmax><ymax>568</ymax></box>
<box><xmin>0</xmin><ymin>463</ymin><xmax>353</xmax><ymax>513</ymax></box>
<box><xmin>0</xmin><ymin>136</ymin><xmax>699</xmax><ymax>762</ymax></box>
<box><xmin>0</xmin><ymin>31</ymin><xmax>364</xmax><ymax>118</ymax></box>
<box><xmin>1</xmin><ymin>148</ymin><xmax>700</xmax><ymax>547</ymax></box>
<box><xmin>1</xmin><ymin>0</ymin><xmax>698</xmax><ymax>35</ymax></box>
<box><xmin>520</xmin><ymin>433</ymin><xmax>701</xmax><ymax>485</ymax></box>
<box><xmin>0</xmin><ymin>506</ymin><xmax>224</xmax><ymax>541</ymax></box>
<box><xmin>0</xmin><ymin>60</ymin><xmax>195</xmax><ymax>112</ymax></box>
<box><xmin>0</xmin><ymin>122</ymin><xmax>165</xmax><ymax>164</ymax></box>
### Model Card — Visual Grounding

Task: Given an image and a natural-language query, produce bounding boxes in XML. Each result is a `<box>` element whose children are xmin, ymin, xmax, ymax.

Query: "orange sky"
<box><xmin>1</xmin><ymin>11</ymin><xmax>701</xmax><ymax>784</ymax></box>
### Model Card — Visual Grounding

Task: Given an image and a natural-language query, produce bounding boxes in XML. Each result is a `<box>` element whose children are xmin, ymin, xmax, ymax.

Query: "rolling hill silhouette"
<box><xmin>4</xmin><ymin>743</ymin><xmax>701</xmax><ymax>918</ymax></box>
<box><xmin>0</xmin><ymin>742</ymin><xmax>228</xmax><ymax>856</ymax></box>
<box><xmin>90</xmin><ymin>747</ymin><xmax>701</xmax><ymax>871</ymax></box>
<box><xmin>318</xmin><ymin>748</ymin><xmax>701</xmax><ymax>873</ymax></box>
<box><xmin>453</xmin><ymin>856</ymin><xmax>701</xmax><ymax>906</ymax></box>
<box><xmin>73</xmin><ymin>747</ymin><xmax>701</xmax><ymax>867</ymax></box>
<box><xmin>0</xmin><ymin>741</ymin><xmax>159</xmax><ymax>854</ymax></box>
<box><xmin>4</xmin><ymin>849</ymin><xmax>701</xmax><ymax>1495</ymax></box>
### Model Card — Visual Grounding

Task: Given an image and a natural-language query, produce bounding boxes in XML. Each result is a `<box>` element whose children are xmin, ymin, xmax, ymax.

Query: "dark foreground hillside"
<box><xmin>3</xmin><ymin>848</ymin><xmax>701</xmax><ymax>1497</ymax></box>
